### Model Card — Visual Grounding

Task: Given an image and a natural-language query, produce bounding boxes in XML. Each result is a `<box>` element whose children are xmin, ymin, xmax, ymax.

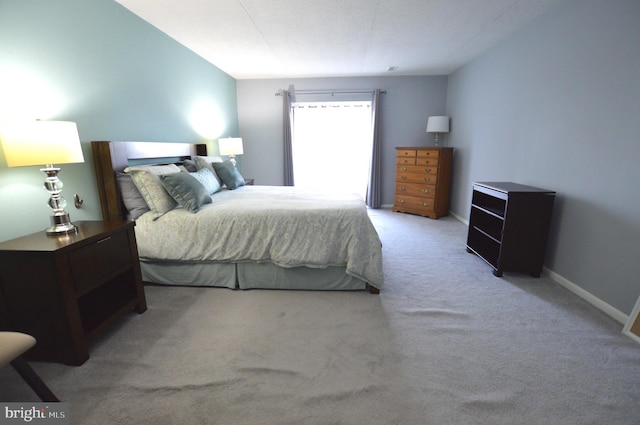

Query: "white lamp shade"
<box><xmin>218</xmin><ymin>137</ymin><xmax>244</xmax><ymax>156</ymax></box>
<box><xmin>0</xmin><ymin>121</ymin><xmax>84</xmax><ymax>167</ymax></box>
<box><xmin>426</xmin><ymin>116</ymin><xmax>450</xmax><ymax>133</ymax></box>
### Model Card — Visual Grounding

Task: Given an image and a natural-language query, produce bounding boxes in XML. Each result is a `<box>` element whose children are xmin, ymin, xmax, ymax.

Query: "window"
<box><xmin>291</xmin><ymin>101</ymin><xmax>372</xmax><ymax>199</ymax></box>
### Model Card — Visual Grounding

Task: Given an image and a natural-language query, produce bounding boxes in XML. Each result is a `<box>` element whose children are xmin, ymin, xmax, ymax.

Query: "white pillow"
<box><xmin>124</xmin><ymin>164</ymin><xmax>181</xmax><ymax>220</ymax></box>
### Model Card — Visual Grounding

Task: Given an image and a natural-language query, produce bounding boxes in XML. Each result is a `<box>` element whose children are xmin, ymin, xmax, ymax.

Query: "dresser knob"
<box><xmin>402</xmin><ymin>166</ymin><xmax>407</xmax><ymax>171</ymax></box>
<box><xmin>400</xmin><ymin>200</ymin><xmax>405</xmax><ymax>203</ymax></box>
<box><xmin>423</xmin><ymin>189</ymin><xmax>430</xmax><ymax>193</ymax></box>
<box><xmin>425</xmin><ymin>168</ymin><xmax>431</xmax><ymax>172</ymax></box>
<box><xmin>400</xmin><ymin>187</ymin><xmax>406</xmax><ymax>191</ymax></box>
<box><xmin>424</xmin><ymin>178</ymin><xmax>431</xmax><ymax>182</ymax></box>
<box><xmin>401</xmin><ymin>176</ymin><xmax>407</xmax><ymax>180</ymax></box>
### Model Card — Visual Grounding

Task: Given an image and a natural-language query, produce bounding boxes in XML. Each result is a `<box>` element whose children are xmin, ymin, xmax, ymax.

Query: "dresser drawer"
<box><xmin>417</xmin><ymin>149</ymin><xmax>440</xmax><ymax>158</ymax></box>
<box><xmin>416</xmin><ymin>157</ymin><xmax>439</xmax><ymax>167</ymax></box>
<box><xmin>69</xmin><ymin>231</ymin><xmax>133</xmax><ymax>295</ymax></box>
<box><xmin>394</xmin><ymin>195</ymin><xmax>436</xmax><ymax>213</ymax></box>
<box><xmin>397</xmin><ymin>164</ymin><xmax>438</xmax><ymax>175</ymax></box>
<box><xmin>396</xmin><ymin>149</ymin><xmax>416</xmax><ymax>158</ymax></box>
<box><xmin>395</xmin><ymin>183</ymin><xmax>436</xmax><ymax>199</ymax></box>
<box><xmin>397</xmin><ymin>172</ymin><xmax>438</xmax><ymax>185</ymax></box>
<box><xmin>397</xmin><ymin>156</ymin><xmax>416</xmax><ymax>165</ymax></box>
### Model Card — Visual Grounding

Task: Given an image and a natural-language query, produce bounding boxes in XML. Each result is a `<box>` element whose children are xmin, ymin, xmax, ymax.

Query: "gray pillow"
<box><xmin>182</xmin><ymin>159</ymin><xmax>197</xmax><ymax>172</ymax></box>
<box><xmin>189</xmin><ymin>167</ymin><xmax>221</xmax><ymax>195</ymax></box>
<box><xmin>116</xmin><ymin>172</ymin><xmax>150</xmax><ymax>219</ymax></box>
<box><xmin>212</xmin><ymin>161</ymin><xmax>245</xmax><ymax>190</ymax></box>
<box><xmin>160</xmin><ymin>172</ymin><xmax>212</xmax><ymax>213</ymax></box>
<box><xmin>124</xmin><ymin>164</ymin><xmax>181</xmax><ymax>220</ymax></box>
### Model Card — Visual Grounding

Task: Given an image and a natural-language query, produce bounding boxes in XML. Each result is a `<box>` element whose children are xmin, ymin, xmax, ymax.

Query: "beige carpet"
<box><xmin>1</xmin><ymin>209</ymin><xmax>639</xmax><ymax>424</ymax></box>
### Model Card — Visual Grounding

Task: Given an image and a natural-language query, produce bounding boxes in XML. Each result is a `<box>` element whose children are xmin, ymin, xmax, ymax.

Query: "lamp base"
<box><xmin>46</xmin><ymin>212</ymin><xmax>78</xmax><ymax>236</ymax></box>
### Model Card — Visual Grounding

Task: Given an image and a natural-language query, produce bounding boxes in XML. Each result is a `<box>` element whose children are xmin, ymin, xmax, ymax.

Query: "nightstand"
<box><xmin>0</xmin><ymin>221</ymin><xmax>147</xmax><ymax>365</ymax></box>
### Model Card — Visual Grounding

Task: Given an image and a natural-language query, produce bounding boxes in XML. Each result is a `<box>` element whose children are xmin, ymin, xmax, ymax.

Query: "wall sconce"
<box><xmin>218</xmin><ymin>137</ymin><xmax>244</xmax><ymax>167</ymax></box>
<box><xmin>0</xmin><ymin>120</ymin><xmax>84</xmax><ymax>236</ymax></box>
<box><xmin>426</xmin><ymin>116</ymin><xmax>450</xmax><ymax>147</ymax></box>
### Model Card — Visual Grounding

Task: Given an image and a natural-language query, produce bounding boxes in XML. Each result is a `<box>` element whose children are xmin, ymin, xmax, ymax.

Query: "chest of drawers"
<box><xmin>392</xmin><ymin>147</ymin><xmax>453</xmax><ymax>219</ymax></box>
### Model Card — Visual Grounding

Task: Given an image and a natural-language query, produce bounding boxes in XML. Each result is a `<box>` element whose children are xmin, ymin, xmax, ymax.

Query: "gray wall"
<box><xmin>446</xmin><ymin>0</ymin><xmax>640</xmax><ymax>314</ymax></box>
<box><xmin>0</xmin><ymin>0</ymin><xmax>238</xmax><ymax>241</ymax></box>
<box><xmin>236</xmin><ymin>76</ymin><xmax>448</xmax><ymax>205</ymax></box>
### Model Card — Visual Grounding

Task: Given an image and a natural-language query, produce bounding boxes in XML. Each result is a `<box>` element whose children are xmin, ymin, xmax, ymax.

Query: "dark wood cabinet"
<box><xmin>466</xmin><ymin>182</ymin><xmax>555</xmax><ymax>277</ymax></box>
<box><xmin>0</xmin><ymin>221</ymin><xmax>146</xmax><ymax>365</ymax></box>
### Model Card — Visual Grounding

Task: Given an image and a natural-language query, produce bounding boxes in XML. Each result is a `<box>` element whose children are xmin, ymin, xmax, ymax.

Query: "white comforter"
<box><xmin>133</xmin><ymin>186</ymin><xmax>384</xmax><ymax>288</ymax></box>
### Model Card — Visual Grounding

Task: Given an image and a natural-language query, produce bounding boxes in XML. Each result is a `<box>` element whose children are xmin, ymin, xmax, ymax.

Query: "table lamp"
<box><xmin>426</xmin><ymin>116</ymin><xmax>450</xmax><ymax>147</ymax></box>
<box><xmin>218</xmin><ymin>137</ymin><xmax>243</xmax><ymax>166</ymax></box>
<box><xmin>0</xmin><ymin>120</ymin><xmax>84</xmax><ymax>235</ymax></box>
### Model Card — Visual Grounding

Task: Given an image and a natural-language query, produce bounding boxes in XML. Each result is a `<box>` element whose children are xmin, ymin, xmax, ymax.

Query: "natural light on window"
<box><xmin>291</xmin><ymin>101</ymin><xmax>372</xmax><ymax>199</ymax></box>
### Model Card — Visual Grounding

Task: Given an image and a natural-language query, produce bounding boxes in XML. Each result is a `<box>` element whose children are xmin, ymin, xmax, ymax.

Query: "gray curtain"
<box><xmin>282</xmin><ymin>90</ymin><xmax>294</xmax><ymax>186</ymax></box>
<box><xmin>366</xmin><ymin>89</ymin><xmax>382</xmax><ymax>208</ymax></box>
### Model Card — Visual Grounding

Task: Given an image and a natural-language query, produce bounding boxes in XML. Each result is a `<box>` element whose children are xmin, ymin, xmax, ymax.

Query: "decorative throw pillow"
<box><xmin>189</xmin><ymin>167</ymin><xmax>221</xmax><ymax>195</ymax></box>
<box><xmin>193</xmin><ymin>155</ymin><xmax>224</xmax><ymax>185</ymax></box>
<box><xmin>160</xmin><ymin>172</ymin><xmax>212</xmax><ymax>213</ymax></box>
<box><xmin>116</xmin><ymin>172</ymin><xmax>150</xmax><ymax>220</ymax></box>
<box><xmin>124</xmin><ymin>164</ymin><xmax>181</xmax><ymax>220</ymax></box>
<box><xmin>182</xmin><ymin>159</ymin><xmax>197</xmax><ymax>172</ymax></box>
<box><xmin>212</xmin><ymin>161</ymin><xmax>246</xmax><ymax>190</ymax></box>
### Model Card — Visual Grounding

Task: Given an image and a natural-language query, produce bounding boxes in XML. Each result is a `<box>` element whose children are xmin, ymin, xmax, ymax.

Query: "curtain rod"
<box><xmin>275</xmin><ymin>89</ymin><xmax>386</xmax><ymax>96</ymax></box>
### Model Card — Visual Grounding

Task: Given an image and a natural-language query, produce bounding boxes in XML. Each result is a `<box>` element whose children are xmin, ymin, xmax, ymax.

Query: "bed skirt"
<box><xmin>140</xmin><ymin>260</ymin><xmax>370</xmax><ymax>291</ymax></box>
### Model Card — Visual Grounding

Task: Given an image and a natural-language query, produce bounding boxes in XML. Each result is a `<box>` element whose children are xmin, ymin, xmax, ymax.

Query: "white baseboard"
<box><xmin>544</xmin><ymin>268</ymin><xmax>628</xmax><ymax>325</ymax></box>
<box><xmin>448</xmin><ymin>210</ymin><xmax>628</xmax><ymax>325</ymax></box>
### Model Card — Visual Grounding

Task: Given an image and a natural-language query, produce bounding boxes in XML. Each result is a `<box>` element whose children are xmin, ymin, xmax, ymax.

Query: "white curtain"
<box><xmin>291</xmin><ymin>101</ymin><xmax>373</xmax><ymax>199</ymax></box>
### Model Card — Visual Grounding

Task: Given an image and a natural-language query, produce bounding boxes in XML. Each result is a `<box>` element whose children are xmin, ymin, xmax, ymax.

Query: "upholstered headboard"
<box><xmin>91</xmin><ymin>141</ymin><xmax>207</xmax><ymax>221</ymax></box>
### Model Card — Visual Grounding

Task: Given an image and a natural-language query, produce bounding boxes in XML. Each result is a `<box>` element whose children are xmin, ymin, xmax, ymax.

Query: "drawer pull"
<box><xmin>425</xmin><ymin>168</ymin><xmax>431</xmax><ymax>172</ymax></box>
<box><xmin>423</xmin><ymin>189</ymin><xmax>430</xmax><ymax>194</ymax></box>
<box><xmin>401</xmin><ymin>176</ymin><xmax>407</xmax><ymax>180</ymax></box>
<box><xmin>401</xmin><ymin>166</ymin><xmax>407</xmax><ymax>171</ymax></box>
<box><xmin>424</xmin><ymin>178</ymin><xmax>431</xmax><ymax>182</ymax></box>
<box><xmin>400</xmin><ymin>187</ymin><xmax>406</xmax><ymax>191</ymax></box>
<box><xmin>97</xmin><ymin>236</ymin><xmax>112</xmax><ymax>244</ymax></box>
<box><xmin>400</xmin><ymin>200</ymin><xmax>405</xmax><ymax>203</ymax></box>
<box><xmin>422</xmin><ymin>203</ymin><xmax>430</xmax><ymax>207</ymax></box>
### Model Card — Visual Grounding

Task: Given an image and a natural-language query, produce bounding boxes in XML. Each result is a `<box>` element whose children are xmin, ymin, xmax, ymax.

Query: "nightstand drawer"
<box><xmin>69</xmin><ymin>231</ymin><xmax>132</xmax><ymax>295</ymax></box>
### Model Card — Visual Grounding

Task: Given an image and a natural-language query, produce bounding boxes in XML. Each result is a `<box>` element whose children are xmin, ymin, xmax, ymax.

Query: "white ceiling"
<box><xmin>114</xmin><ymin>0</ymin><xmax>562</xmax><ymax>80</ymax></box>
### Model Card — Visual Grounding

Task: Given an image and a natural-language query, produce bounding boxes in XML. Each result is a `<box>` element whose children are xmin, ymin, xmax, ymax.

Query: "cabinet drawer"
<box><xmin>397</xmin><ymin>164</ymin><xmax>438</xmax><ymax>175</ymax></box>
<box><xmin>397</xmin><ymin>156</ymin><xmax>416</xmax><ymax>165</ymax></box>
<box><xmin>69</xmin><ymin>231</ymin><xmax>132</xmax><ymax>295</ymax></box>
<box><xmin>397</xmin><ymin>173</ymin><xmax>438</xmax><ymax>185</ymax></box>
<box><xmin>394</xmin><ymin>195</ymin><xmax>435</xmax><ymax>212</ymax></box>
<box><xmin>417</xmin><ymin>149</ymin><xmax>440</xmax><ymax>158</ymax></box>
<box><xmin>416</xmin><ymin>157</ymin><xmax>439</xmax><ymax>167</ymax></box>
<box><xmin>396</xmin><ymin>183</ymin><xmax>436</xmax><ymax>199</ymax></box>
<box><xmin>396</xmin><ymin>149</ymin><xmax>416</xmax><ymax>158</ymax></box>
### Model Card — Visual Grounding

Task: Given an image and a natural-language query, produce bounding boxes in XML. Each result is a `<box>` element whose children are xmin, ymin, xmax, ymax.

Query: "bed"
<box><xmin>91</xmin><ymin>141</ymin><xmax>383</xmax><ymax>293</ymax></box>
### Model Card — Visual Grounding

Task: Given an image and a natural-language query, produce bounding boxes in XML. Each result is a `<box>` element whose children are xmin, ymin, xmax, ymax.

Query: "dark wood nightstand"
<box><xmin>0</xmin><ymin>221</ymin><xmax>147</xmax><ymax>365</ymax></box>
